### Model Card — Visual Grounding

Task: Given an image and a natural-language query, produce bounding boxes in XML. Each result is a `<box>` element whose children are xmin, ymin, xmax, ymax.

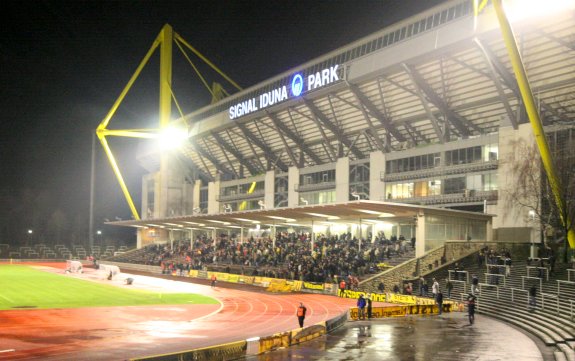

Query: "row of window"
<box><xmin>386</xmin><ymin>145</ymin><xmax>499</xmax><ymax>174</ymax></box>
<box><xmin>385</xmin><ymin>173</ymin><xmax>498</xmax><ymax>199</ymax></box>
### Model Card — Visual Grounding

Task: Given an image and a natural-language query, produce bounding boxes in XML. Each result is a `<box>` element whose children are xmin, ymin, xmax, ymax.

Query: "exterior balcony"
<box><xmin>385</xmin><ymin>190</ymin><xmax>498</xmax><ymax>206</ymax></box>
<box><xmin>294</xmin><ymin>181</ymin><xmax>336</xmax><ymax>193</ymax></box>
<box><xmin>217</xmin><ymin>189</ymin><xmax>265</xmax><ymax>202</ymax></box>
<box><xmin>381</xmin><ymin>160</ymin><xmax>498</xmax><ymax>182</ymax></box>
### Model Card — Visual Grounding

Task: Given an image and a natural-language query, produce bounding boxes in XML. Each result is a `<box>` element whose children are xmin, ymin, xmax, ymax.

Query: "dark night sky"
<box><xmin>0</xmin><ymin>0</ymin><xmax>444</xmax><ymax>240</ymax></box>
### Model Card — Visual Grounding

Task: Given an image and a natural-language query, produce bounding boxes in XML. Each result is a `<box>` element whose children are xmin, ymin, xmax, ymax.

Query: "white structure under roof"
<box><xmin>114</xmin><ymin>0</ymin><xmax>575</xmax><ymax>248</ymax></box>
<box><xmin>113</xmin><ymin>200</ymin><xmax>493</xmax><ymax>257</ymax></box>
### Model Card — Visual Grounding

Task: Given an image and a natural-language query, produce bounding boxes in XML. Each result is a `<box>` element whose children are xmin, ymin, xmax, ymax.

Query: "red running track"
<box><xmin>0</xmin><ymin>266</ymin><xmax>392</xmax><ymax>360</ymax></box>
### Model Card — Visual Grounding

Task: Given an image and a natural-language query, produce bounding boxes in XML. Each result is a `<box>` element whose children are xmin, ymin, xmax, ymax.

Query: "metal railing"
<box><xmin>484</xmin><ymin>273</ymin><xmax>506</xmax><ymax>287</ymax></box>
<box><xmin>540</xmin><ymin>292</ymin><xmax>559</xmax><ymax>315</ymax></box>
<box><xmin>526</xmin><ymin>266</ymin><xmax>549</xmax><ymax>281</ymax></box>
<box><xmin>450</xmin><ymin>280</ymin><xmax>467</xmax><ymax>295</ymax></box>
<box><xmin>521</xmin><ymin>276</ymin><xmax>543</xmax><ymax>291</ymax></box>
<box><xmin>478</xmin><ymin>283</ymin><xmax>499</xmax><ymax>299</ymax></box>
<box><xmin>567</xmin><ymin>269</ymin><xmax>575</xmax><ymax>282</ymax></box>
<box><xmin>448</xmin><ymin>270</ymin><xmax>469</xmax><ymax>284</ymax></box>
<box><xmin>570</xmin><ymin>300</ymin><xmax>574</xmax><ymax>320</ymax></box>
<box><xmin>556</xmin><ymin>279</ymin><xmax>575</xmax><ymax>297</ymax></box>
<box><xmin>510</xmin><ymin>287</ymin><xmax>528</xmax><ymax>304</ymax></box>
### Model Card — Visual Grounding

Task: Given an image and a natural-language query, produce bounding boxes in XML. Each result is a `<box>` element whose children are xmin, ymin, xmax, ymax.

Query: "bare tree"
<box><xmin>505</xmin><ymin>137</ymin><xmax>575</xmax><ymax>261</ymax></box>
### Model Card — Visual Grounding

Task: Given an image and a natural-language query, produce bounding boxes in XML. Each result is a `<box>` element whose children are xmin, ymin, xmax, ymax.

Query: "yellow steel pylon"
<box><xmin>96</xmin><ymin>24</ymin><xmax>241</xmax><ymax>221</ymax></box>
<box><xmin>475</xmin><ymin>1</ymin><xmax>574</xmax><ymax>248</ymax></box>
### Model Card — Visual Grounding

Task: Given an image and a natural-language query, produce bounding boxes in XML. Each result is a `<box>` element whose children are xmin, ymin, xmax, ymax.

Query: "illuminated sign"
<box><xmin>229</xmin><ymin>64</ymin><xmax>340</xmax><ymax>120</ymax></box>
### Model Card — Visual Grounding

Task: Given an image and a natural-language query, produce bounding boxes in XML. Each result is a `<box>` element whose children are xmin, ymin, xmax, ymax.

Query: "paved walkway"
<box><xmin>243</xmin><ymin>312</ymin><xmax>546</xmax><ymax>361</ymax></box>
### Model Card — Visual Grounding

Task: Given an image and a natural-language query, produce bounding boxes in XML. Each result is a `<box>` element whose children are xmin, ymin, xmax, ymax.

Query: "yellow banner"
<box><xmin>387</xmin><ymin>293</ymin><xmax>417</xmax><ymax>305</ymax></box>
<box><xmin>338</xmin><ymin>289</ymin><xmax>386</xmax><ymax>302</ymax></box>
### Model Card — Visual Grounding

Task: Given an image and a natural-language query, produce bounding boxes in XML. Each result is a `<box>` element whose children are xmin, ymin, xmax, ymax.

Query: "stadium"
<box><xmin>2</xmin><ymin>0</ymin><xmax>575</xmax><ymax>360</ymax></box>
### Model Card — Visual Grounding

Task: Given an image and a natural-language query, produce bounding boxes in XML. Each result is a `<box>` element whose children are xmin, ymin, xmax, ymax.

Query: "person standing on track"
<box><xmin>211</xmin><ymin>274</ymin><xmax>217</xmax><ymax>288</ymax></box>
<box><xmin>357</xmin><ymin>294</ymin><xmax>367</xmax><ymax>320</ymax></box>
<box><xmin>297</xmin><ymin>302</ymin><xmax>307</xmax><ymax>328</ymax></box>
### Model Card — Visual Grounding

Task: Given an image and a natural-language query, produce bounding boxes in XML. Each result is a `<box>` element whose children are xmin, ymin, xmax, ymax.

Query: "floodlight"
<box><xmin>159</xmin><ymin>126</ymin><xmax>188</xmax><ymax>151</ymax></box>
<box><xmin>503</xmin><ymin>0</ymin><xmax>575</xmax><ymax>22</ymax></box>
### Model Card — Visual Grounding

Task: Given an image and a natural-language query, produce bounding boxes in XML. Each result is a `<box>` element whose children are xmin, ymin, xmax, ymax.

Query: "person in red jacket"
<box><xmin>297</xmin><ymin>302</ymin><xmax>307</xmax><ymax>328</ymax></box>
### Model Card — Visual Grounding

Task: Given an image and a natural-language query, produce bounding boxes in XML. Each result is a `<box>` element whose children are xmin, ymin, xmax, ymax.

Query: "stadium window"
<box><xmin>455</xmin><ymin>3</ymin><xmax>463</xmax><ymax>17</ymax></box>
<box><xmin>447</xmin><ymin>7</ymin><xmax>455</xmax><ymax>21</ymax></box>
<box><xmin>426</xmin><ymin>16</ymin><xmax>433</xmax><ymax>30</ymax></box>
<box><xmin>433</xmin><ymin>13</ymin><xmax>440</xmax><ymax>27</ymax></box>
<box><xmin>407</xmin><ymin>24</ymin><xmax>413</xmax><ymax>37</ymax></box>
<box><xmin>399</xmin><ymin>27</ymin><xmax>406</xmax><ymax>41</ymax></box>
<box><xmin>440</xmin><ymin>10</ymin><xmax>447</xmax><ymax>24</ymax></box>
<box><xmin>420</xmin><ymin>19</ymin><xmax>427</xmax><ymax>32</ymax></box>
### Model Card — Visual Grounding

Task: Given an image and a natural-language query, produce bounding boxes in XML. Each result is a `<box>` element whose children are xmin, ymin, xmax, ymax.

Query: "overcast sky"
<box><xmin>0</xmin><ymin>0</ymin><xmax>445</xmax><ymax>233</ymax></box>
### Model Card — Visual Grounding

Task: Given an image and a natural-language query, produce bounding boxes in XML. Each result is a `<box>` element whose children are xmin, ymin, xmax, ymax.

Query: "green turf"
<box><xmin>0</xmin><ymin>265</ymin><xmax>219</xmax><ymax>310</ymax></box>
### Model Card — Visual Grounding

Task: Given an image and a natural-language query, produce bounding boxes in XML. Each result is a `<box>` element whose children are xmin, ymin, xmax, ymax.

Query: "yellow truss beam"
<box><xmin>491</xmin><ymin>0</ymin><xmax>574</xmax><ymax>248</ymax></box>
<box><xmin>96</xmin><ymin>24</ymin><xmax>241</xmax><ymax>222</ymax></box>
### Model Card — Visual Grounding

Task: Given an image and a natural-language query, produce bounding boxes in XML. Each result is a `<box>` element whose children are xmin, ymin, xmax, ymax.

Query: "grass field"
<box><xmin>0</xmin><ymin>264</ymin><xmax>219</xmax><ymax>310</ymax></box>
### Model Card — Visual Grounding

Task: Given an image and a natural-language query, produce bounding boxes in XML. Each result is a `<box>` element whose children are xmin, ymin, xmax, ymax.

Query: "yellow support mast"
<box><xmin>96</xmin><ymin>24</ymin><xmax>241</xmax><ymax>223</ymax></box>
<box><xmin>490</xmin><ymin>0</ymin><xmax>574</xmax><ymax>248</ymax></box>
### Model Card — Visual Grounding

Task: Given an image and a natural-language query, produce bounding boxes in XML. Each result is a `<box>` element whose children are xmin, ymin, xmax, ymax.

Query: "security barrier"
<box><xmin>258</xmin><ymin>331</ymin><xmax>290</xmax><ymax>353</ymax></box>
<box><xmin>290</xmin><ymin>323</ymin><xmax>326</xmax><ymax>345</ymax></box>
<box><xmin>130</xmin><ymin>340</ymin><xmax>247</xmax><ymax>361</ymax></box>
<box><xmin>349</xmin><ymin>303</ymin><xmax>452</xmax><ymax>320</ymax></box>
<box><xmin>326</xmin><ymin>311</ymin><xmax>348</xmax><ymax>333</ymax></box>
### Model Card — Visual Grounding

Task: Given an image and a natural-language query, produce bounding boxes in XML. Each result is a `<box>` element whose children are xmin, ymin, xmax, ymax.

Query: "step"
<box><xmin>557</xmin><ymin>343</ymin><xmax>575</xmax><ymax>361</ymax></box>
<box><xmin>556</xmin><ymin>351</ymin><xmax>568</xmax><ymax>361</ymax></box>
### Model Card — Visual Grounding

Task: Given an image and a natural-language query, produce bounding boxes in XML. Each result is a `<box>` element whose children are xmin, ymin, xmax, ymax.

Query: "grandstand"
<box><xmin>99</xmin><ymin>0</ymin><xmax>573</xmax><ymax>256</ymax></box>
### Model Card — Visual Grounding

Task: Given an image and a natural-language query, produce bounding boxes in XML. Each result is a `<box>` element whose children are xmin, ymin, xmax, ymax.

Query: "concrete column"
<box><xmin>288</xmin><ymin>166</ymin><xmax>300</xmax><ymax>207</ymax></box>
<box><xmin>311</xmin><ymin>220</ymin><xmax>315</xmax><ymax>251</ymax></box>
<box><xmin>207</xmin><ymin>179</ymin><xmax>220</xmax><ymax>214</ymax></box>
<box><xmin>369</xmin><ymin>151</ymin><xmax>386</xmax><ymax>201</ymax></box>
<box><xmin>192</xmin><ymin>180</ymin><xmax>201</xmax><ymax>212</ymax></box>
<box><xmin>415</xmin><ymin>215</ymin><xmax>426</xmax><ymax>258</ymax></box>
<box><xmin>159</xmin><ymin>154</ymin><xmax>169</xmax><ymax>218</ymax></box>
<box><xmin>335</xmin><ymin>157</ymin><xmax>350</xmax><ymax>202</ymax></box>
<box><xmin>265</xmin><ymin>170</ymin><xmax>275</xmax><ymax>209</ymax></box>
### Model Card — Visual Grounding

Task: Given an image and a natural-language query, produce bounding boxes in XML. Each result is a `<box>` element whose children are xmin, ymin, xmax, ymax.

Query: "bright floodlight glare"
<box><xmin>159</xmin><ymin>126</ymin><xmax>188</xmax><ymax>151</ymax></box>
<box><xmin>503</xmin><ymin>0</ymin><xmax>575</xmax><ymax>22</ymax></box>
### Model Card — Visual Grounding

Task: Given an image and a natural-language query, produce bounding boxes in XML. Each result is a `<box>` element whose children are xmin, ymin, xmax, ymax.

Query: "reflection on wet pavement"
<box><xmin>242</xmin><ymin>313</ymin><xmax>543</xmax><ymax>361</ymax></box>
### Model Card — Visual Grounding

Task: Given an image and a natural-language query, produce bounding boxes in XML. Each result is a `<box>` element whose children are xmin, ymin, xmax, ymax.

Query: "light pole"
<box><xmin>89</xmin><ymin>132</ymin><xmax>96</xmax><ymax>252</ymax></box>
<box><xmin>27</xmin><ymin>229</ymin><xmax>33</xmax><ymax>246</ymax></box>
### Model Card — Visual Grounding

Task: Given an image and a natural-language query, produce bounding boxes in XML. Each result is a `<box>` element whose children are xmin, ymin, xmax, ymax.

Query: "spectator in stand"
<box><xmin>393</xmin><ymin>284</ymin><xmax>400</xmax><ymax>293</ymax></box>
<box><xmin>529</xmin><ymin>285</ymin><xmax>537</xmax><ymax>310</ymax></box>
<box><xmin>377</xmin><ymin>281</ymin><xmax>385</xmax><ymax>293</ymax></box>
<box><xmin>471</xmin><ymin>274</ymin><xmax>479</xmax><ymax>295</ymax></box>
<box><xmin>419</xmin><ymin>276</ymin><xmax>425</xmax><ymax>296</ymax></box>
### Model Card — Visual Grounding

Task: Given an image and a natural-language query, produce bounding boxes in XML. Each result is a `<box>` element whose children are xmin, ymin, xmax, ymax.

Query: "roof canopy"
<box><xmin>110</xmin><ymin>200</ymin><xmax>493</xmax><ymax>231</ymax></box>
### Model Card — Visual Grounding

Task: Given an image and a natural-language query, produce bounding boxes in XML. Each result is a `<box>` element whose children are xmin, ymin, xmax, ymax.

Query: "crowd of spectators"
<box><xmin>134</xmin><ymin>231</ymin><xmax>415</xmax><ymax>283</ymax></box>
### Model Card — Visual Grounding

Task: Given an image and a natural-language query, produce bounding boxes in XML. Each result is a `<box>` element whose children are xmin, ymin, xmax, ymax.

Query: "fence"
<box><xmin>526</xmin><ymin>266</ymin><xmax>549</xmax><ymax>281</ymax></box>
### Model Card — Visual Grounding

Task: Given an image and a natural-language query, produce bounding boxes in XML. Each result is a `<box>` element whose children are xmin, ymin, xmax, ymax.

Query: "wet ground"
<box><xmin>243</xmin><ymin>312</ymin><xmax>547</xmax><ymax>361</ymax></box>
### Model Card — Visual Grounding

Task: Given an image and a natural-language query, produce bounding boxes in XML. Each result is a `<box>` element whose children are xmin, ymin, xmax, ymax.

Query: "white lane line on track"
<box><xmin>0</xmin><ymin>349</ymin><xmax>16</xmax><ymax>353</ymax></box>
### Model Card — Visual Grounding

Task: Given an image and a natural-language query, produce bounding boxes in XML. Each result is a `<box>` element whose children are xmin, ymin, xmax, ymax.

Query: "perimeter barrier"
<box><xmin>129</xmin><ymin>340</ymin><xmax>247</xmax><ymax>361</ymax></box>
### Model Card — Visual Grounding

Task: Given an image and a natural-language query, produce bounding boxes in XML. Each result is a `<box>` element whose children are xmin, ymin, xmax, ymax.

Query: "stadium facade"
<box><xmin>108</xmin><ymin>0</ymin><xmax>574</xmax><ymax>251</ymax></box>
